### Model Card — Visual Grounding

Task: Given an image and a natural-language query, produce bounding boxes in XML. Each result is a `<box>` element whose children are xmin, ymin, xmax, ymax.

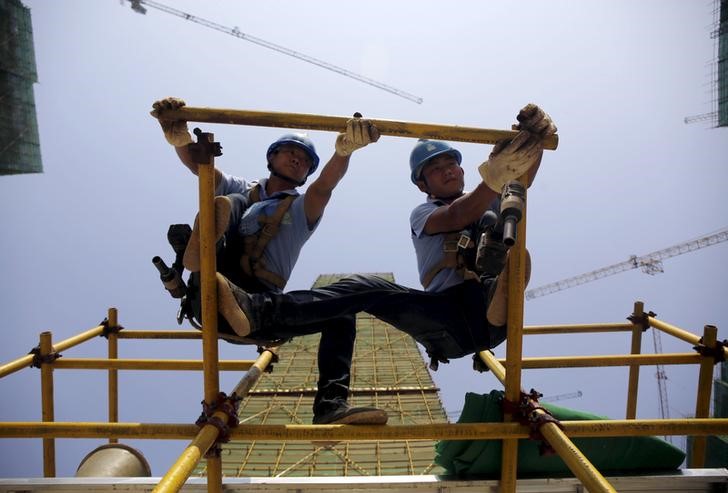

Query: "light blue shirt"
<box><xmin>410</xmin><ymin>198</ymin><xmax>465</xmax><ymax>292</ymax></box>
<box><xmin>216</xmin><ymin>173</ymin><xmax>319</xmax><ymax>291</ymax></box>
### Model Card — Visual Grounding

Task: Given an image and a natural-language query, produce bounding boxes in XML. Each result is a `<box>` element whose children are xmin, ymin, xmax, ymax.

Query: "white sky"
<box><xmin>1</xmin><ymin>0</ymin><xmax>727</xmax><ymax>477</ymax></box>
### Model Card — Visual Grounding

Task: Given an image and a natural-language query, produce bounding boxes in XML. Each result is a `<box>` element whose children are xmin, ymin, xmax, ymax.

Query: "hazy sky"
<box><xmin>1</xmin><ymin>0</ymin><xmax>726</xmax><ymax>477</ymax></box>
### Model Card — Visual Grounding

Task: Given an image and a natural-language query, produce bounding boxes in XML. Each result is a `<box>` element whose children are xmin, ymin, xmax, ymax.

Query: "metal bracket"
<box><xmin>195</xmin><ymin>392</ymin><xmax>241</xmax><ymax>457</ymax></box>
<box><xmin>187</xmin><ymin>128</ymin><xmax>222</xmax><ymax>165</ymax></box>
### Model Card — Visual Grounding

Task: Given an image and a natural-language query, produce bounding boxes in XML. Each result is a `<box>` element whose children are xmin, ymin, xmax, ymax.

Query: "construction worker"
<box><xmin>151</xmin><ymin>97</ymin><xmax>386</xmax><ymax>425</ymax></box>
<box><xmin>196</xmin><ymin>104</ymin><xmax>555</xmax><ymax>379</ymax></box>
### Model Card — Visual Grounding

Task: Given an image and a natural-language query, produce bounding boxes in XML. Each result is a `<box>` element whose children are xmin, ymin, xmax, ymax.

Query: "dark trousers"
<box><xmin>248</xmin><ymin>274</ymin><xmax>506</xmax><ymax>415</ymax></box>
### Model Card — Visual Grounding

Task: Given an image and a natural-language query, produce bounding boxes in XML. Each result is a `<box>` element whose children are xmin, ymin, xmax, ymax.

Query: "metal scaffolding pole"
<box><xmin>107</xmin><ymin>308</ymin><xmax>119</xmax><ymax>445</ymax></box>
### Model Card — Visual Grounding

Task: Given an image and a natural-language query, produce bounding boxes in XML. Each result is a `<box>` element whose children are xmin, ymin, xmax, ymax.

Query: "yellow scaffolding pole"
<box><xmin>496</xmin><ymin>353</ymin><xmax>700</xmax><ymax>369</ymax></box>
<box><xmin>626</xmin><ymin>301</ymin><xmax>645</xmax><ymax>419</ymax></box>
<box><xmin>107</xmin><ymin>308</ymin><xmax>119</xmax><ymax>445</ymax></box>
<box><xmin>690</xmin><ymin>325</ymin><xmax>719</xmax><ymax>467</ymax></box>
<box><xmin>153</xmin><ymin>349</ymin><xmax>276</xmax><ymax>493</ymax></box>
<box><xmin>478</xmin><ymin>352</ymin><xmax>617</xmax><ymax>493</ymax></box>
<box><xmin>39</xmin><ymin>331</ymin><xmax>55</xmax><ymax>477</ymax></box>
<box><xmin>156</xmin><ymin>106</ymin><xmax>560</xmax><ymax>150</ymax></box>
<box><xmin>50</xmin><ymin>359</ymin><xmax>255</xmax><ymax>371</ymax></box>
<box><xmin>3</xmin><ymin>418</ymin><xmax>727</xmax><ymax>441</ymax></box>
<box><xmin>0</xmin><ymin>323</ymin><xmax>106</xmax><ymax>379</ymax></box>
<box><xmin>500</xmin><ymin>186</ymin><xmax>528</xmax><ymax>493</ymax></box>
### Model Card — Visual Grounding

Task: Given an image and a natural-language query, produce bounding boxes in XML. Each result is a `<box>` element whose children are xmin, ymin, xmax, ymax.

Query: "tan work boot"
<box><xmin>216</xmin><ymin>273</ymin><xmax>253</xmax><ymax>338</ymax></box>
<box><xmin>183</xmin><ymin>196</ymin><xmax>232</xmax><ymax>272</ymax></box>
<box><xmin>486</xmin><ymin>249</ymin><xmax>532</xmax><ymax>327</ymax></box>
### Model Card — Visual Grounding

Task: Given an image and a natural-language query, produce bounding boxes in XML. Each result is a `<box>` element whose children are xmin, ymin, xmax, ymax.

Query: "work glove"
<box><xmin>150</xmin><ymin>97</ymin><xmax>193</xmax><ymax>147</ymax></box>
<box><xmin>478</xmin><ymin>104</ymin><xmax>556</xmax><ymax>192</ymax></box>
<box><xmin>334</xmin><ymin>114</ymin><xmax>380</xmax><ymax>157</ymax></box>
<box><xmin>513</xmin><ymin>103</ymin><xmax>557</xmax><ymax>139</ymax></box>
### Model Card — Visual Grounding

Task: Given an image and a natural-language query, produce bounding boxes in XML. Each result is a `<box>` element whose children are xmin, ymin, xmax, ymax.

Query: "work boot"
<box><xmin>183</xmin><ymin>196</ymin><xmax>232</xmax><ymax>272</ymax></box>
<box><xmin>486</xmin><ymin>249</ymin><xmax>532</xmax><ymax>327</ymax></box>
<box><xmin>313</xmin><ymin>403</ymin><xmax>388</xmax><ymax>425</ymax></box>
<box><xmin>216</xmin><ymin>272</ymin><xmax>255</xmax><ymax>339</ymax></box>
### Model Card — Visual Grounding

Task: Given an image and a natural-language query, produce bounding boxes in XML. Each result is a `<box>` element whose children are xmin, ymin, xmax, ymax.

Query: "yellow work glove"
<box><xmin>478</xmin><ymin>103</ymin><xmax>557</xmax><ymax>192</ymax></box>
<box><xmin>150</xmin><ymin>97</ymin><xmax>193</xmax><ymax>147</ymax></box>
<box><xmin>334</xmin><ymin>115</ymin><xmax>380</xmax><ymax>157</ymax></box>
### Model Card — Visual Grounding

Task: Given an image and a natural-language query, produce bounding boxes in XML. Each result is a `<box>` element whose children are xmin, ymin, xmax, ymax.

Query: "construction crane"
<box><xmin>541</xmin><ymin>390</ymin><xmax>583</xmax><ymax>403</ymax></box>
<box><xmin>123</xmin><ymin>0</ymin><xmax>423</xmax><ymax>104</ymax></box>
<box><xmin>526</xmin><ymin>228</ymin><xmax>728</xmax><ymax>301</ymax></box>
<box><xmin>525</xmin><ymin>227</ymin><xmax>728</xmax><ymax>432</ymax></box>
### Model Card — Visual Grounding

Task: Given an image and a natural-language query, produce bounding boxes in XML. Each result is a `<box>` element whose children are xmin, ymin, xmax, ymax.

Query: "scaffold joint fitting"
<box><xmin>627</xmin><ymin>310</ymin><xmax>656</xmax><ymax>332</ymax></box>
<box><xmin>502</xmin><ymin>389</ymin><xmax>563</xmax><ymax>456</ymax></box>
<box><xmin>100</xmin><ymin>317</ymin><xmax>123</xmax><ymax>339</ymax></box>
<box><xmin>693</xmin><ymin>338</ymin><xmax>728</xmax><ymax>363</ymax></box>
<box><xmin>28</xmin><ymin>345</ymin><xmax>61</xmax><ymax>368</ymax></box>
<box><xmin>472</xmin><ymin>352</ymin><xmax>492</xmax><ymax>373</ymax></box>
<box><xmin>195</xmin><ymin>392</ymin><xmax>242</xmax><ymax>457</ymax></box>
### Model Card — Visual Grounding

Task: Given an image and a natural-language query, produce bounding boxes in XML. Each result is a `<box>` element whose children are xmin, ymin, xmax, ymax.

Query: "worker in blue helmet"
<box><xmin>151</xmin><ymin>97</ymin><xmax>385</xmax><ymax>425</ymax></box>
<box><xmin>406</xmin><ymin>104</ymin><xmax>556</xmax><ymax>361</ymax></box>
<box><xmin>160</xmin><ymin>104</ymin><xmax>557</xmax><ymax>388</ymax></box>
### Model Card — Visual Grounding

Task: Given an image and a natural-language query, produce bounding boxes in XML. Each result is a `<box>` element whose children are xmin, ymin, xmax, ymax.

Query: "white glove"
<box><xmin>150</xmin><ymin>97</ymin><xmax>193</xmax><ymax>147</ymax></box>
<box><xmin>513</xmin><ymin>103</ymin><xmax>557</xmax><ymax>138</ymax></box>
<box><xmin>335</xmin><ymin>115</ymin><xmax>380</xmax><ymax>157</ymax></box>
<box><xmin>478</xmin><ymin>130</ymin><xmax>543</xmax><ymax>192</ymax></box>
<box><xmin>478</xmin><ymin>104</ymin><xmax>557</xmax><ymax>192</ymax></box>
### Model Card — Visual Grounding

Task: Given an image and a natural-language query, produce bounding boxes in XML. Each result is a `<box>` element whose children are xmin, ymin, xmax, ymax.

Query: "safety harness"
<box><xmin>238</xmin><ymin>184</ymin><xmax>295</xmax><ymax>290</ymax></box>
<box><xmin>420</xmin><ymin>196</ymin><xmax>480</xmax><ymax>289</ymax></box>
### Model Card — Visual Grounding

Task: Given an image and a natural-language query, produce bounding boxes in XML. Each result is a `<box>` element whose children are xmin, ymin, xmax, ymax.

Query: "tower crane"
<box><xmin>524</xmin><ymin>227</ymin><xmax>728</xmax><ymax>429</ymax></box>
<box><xmin>123</xmin><ymin>0</ymin><xmax>423</xmax><ymax>104</ymax></box>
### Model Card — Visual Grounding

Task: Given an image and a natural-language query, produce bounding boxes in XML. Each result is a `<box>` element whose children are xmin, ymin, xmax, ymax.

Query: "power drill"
<box><xmin>500</xmin><ymin>180</ymin><xmax>526</xmax><ymax>246</ymax></box>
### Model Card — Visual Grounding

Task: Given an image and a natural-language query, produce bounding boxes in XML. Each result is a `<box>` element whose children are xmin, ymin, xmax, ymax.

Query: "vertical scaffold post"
<box><xmin>39</xmin><ymin>331</ymin><xmax>55</xmax><ymax>477</ymax></box>
<box><xmin>500</xmin><ymin>181</ymin><xmax>527</xmax><ymax>492</ymax></box>
<box><xmin>626</xmin><ymin>301</ymin><xmax>644</xmax><ymax>419</ymax></box>
<box><xmin>195</xmin><ymin>130</ymin><xmax>223</xmax><ymax>493</ymax></box>
<box><xmin>107</xmin><ymin>307</ymin><xmax>119</xmax><ymax>444</ymax></box>
<box><xmin>690</xmin><ymin>324</ymin><xmax>718</xmax><ymax>467</ymax></box>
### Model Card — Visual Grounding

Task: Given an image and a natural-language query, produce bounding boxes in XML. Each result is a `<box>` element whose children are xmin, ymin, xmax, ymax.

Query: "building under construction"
<box><xmin>0</xmin><ymin>0</ymin><xmax>42</xmax><ymax>175</ymax></box>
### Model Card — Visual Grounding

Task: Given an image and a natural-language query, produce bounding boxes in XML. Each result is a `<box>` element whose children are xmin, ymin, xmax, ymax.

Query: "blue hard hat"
<box><xmin>409</xmin><ymin>139</ymin><xmax>462</xmax><ymax>184</ymax></box>
<box><xmin>266</xmin><ymin>133</ymin><xmax>320</xmax><ymax>176</ymax></box>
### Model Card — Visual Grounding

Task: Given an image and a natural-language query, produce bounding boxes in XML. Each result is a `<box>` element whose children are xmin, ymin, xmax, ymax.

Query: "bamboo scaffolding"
<box><xmin>626</xmin><ymin>302</ymin><xmax>644</xmax><ymax>419</ymax></box>
<box><xmin>156</xmin><ymin>107</ymin><xmax>560</xmax><ymax>150</ymax></box>
<box><xmin>107</xmin><ymin>308</ymin><xmax>119</xmax><ymax>445</ymax></box>
<box><xmin>690</xmin><ymin>325</ymin><xmax>718</xmax><ymax>467</ymax></box>
<box><xmin>500</xmin><ymin>192</ymin><xmax>528</xmax><ymax>493</ymax></box>
<box><xmin>154</xmin><ymin>349</ymin><xmax>276</xmax><ymax>493</ymax></box>
<box><xmin>2</xmin><ymin>419</ymin><xmax>727</xmax><ymax>441</ymax></box>
<box><xmin>39</xmin><ymin>332</ymin><xmax>55</xmax><ymax>477</ymax></box>
<box><xmin>650</xmin><ymin>316</ymin><xmax>728</xmax><ymax>360</ymax></box>
<box><xmin>496</xmin><ymin>353</ymin><xmax>700</xmax><ymax>369</ymax></box>
<box><xmin>0</xmin><ymin>323</ymin><xmax>106</xmax><ymax>379</ymax></box>
<box><xmin>50</xmin><ymin>359</ymin><xmax>255</xmax><ymax>371</ymax></box>
<box><xmin>478</xmin><ymin>352</ymin><xmax>617</xmax><ymax>493</ymax></box>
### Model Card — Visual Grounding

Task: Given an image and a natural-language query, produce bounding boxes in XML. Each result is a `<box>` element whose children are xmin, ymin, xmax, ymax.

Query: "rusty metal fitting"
<box><xmin>195</xmin><ymin>392</ymin><xmax>242</xmax><ymax>456</ymax></box>
<box><xmin>627</xmin><ymin>310</ymin><xmax>657</xmax><ymax>332</ymax></box>
<box><xmin>693</xmin><ymin>337</ymin><xmax>728</xmax><ymax>364</ymax></box>
<box><xmin>28</xmin><ymin>345</ymin><xmax>61</xmax><ymax>368</ymax></box>
<box><xmin>100</xmin><ymin>317</ymin><xmax>123</xmax><ymax>339</ymax></box>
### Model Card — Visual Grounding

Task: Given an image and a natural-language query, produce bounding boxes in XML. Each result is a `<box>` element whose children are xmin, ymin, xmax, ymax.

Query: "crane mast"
<box><xmin>124</xmin><ymin>0</ymin><xmax>423</xmax><ymax>104</ymax></box>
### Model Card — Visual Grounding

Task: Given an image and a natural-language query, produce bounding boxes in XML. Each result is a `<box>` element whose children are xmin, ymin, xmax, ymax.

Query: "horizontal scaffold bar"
<box><xmin>523</xmin><ymin>323</ymin><xmax>634</xmax><ymax>334</ymax></box>
<box><xmin>116</xmin><ymin>330</ymin><xmax>202</xmax><ymax>339</ymax></box>
<box><xmin>157</xmin><ymin>106</ymin><xmax>559</xmax><ymax>150</ymax></box>
<box><xmin>52</xmin><ymin>358</ymin><xmax>254</xmax><ymax>371</ymax></box>
<box><xmin>497</xmin><ymin>353</ymin><xmax>700</xmax><ymax>369</ymax></box>
<box><xmin>2</xmin><ymin>419</ymin><xmax>726</xmax><ymax>441</ymax></box>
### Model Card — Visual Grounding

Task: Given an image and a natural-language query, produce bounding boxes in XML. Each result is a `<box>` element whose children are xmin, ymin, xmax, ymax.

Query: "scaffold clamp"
<box><xmin>187</xmin><ymin>127</ymin><xmax>222</xmax><ymax>165</ymax></box>
<box><xmin>27</xmin><ymin>345</ymin><xmax>61</xmax><ymax>368</ymax></box>
<box><xmin>627</xmin><ymin>310</ymin><xmax>657</xmax><ymax>332</ymax></box>
<box><xmin>196</xmin><ymin>392</ymin><xmax>242</xmax><ymax>457</ymax></box>
<box><xmin>100</xmin><ymin>317</ymin><xmax>123</xmax><ymax>339</ymax></box>
<box><xmin>502</xmin><ymin>389</ymin><xmax>563</xmax><ymax>456</ymax></box>
<box><xmin>693</xmin><ymin>337</ymin><xmax>728</xmax><ymax>363</ymax></box>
